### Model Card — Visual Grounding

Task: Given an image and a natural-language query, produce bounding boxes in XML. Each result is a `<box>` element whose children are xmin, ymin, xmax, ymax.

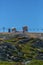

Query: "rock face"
<box><xmin>18</xmin><ymin>38</ymin><xmax>30</xmax><ymax>44</ymax></box>
<box><xmin>0</xmin><ymin>42</ymin><xmax>23</xmax><ymax>61</ymax></box>
<box><xmin>0</xmin><ymin>33</ymin><xmax>43</xmax><ymax>62</ymax></box>
<box><xmin>32</xmin><ymin>40</ymin><xmax>43</xmax><ymax>48</ymax></box>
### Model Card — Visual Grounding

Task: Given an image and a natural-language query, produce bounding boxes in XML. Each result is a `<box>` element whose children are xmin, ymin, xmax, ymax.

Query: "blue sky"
<box><xmin>0</xmin><ymin>0</ymin><xmax>43</xmax><ymax>32</ymax></box>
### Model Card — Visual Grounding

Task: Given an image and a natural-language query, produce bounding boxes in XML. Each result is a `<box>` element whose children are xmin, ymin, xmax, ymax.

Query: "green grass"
<box><xmin>27</xmin><ymin>60</ymin><xmax>43</xmax><ymax>65</ymax></box>
<box><xmin>0</xmin><ymin>61</ymin><xmax>16</xmax><ymax>65</ymax></box>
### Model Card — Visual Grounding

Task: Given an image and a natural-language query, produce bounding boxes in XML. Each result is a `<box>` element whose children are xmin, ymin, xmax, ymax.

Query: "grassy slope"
<box><xmin>0</xmin><ymin>62</ymin><xmax>15</xmax><ymax>65</ymax></box>
<box><xmin>0</xmin><ymin>35</ymin><xmax>43</xmax><ymax>65</ymax></box>
<box><xmin>27</xmin><ymin>60</ymin><xmax>43</xmax><ymax>65</ymax></box>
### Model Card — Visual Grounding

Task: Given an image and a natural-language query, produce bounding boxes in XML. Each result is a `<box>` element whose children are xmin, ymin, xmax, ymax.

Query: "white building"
<box><xmin>12</xmin><ymin>27</ymin><xmax>16</xmax><ymax>32</ymax></box>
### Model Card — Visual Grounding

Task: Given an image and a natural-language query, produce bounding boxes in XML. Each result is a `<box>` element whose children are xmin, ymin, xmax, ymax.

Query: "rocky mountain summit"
<box><xmin>0</xmin><ymin>33</ymin><xmax>43</xmax><ymax>65</ymax></box>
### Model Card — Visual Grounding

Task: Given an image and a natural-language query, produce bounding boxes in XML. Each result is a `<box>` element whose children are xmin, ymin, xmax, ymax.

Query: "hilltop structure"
<box><xmin>8</xmin><ymin>26</ymin><xmax>28</xmax><ymax>33</ymax></box>
<box><xmin>0</xmin><ymin>26</ymin><xmax>43</xmax><ymax>39</ymax></box>
<box><xmin>8</xmin><ymin>28</ymin><xmax>11</xmax><ymax>32</ymax></box>
<box><xmin>22</xmin><ymin>26</ymin><xmax>28</xmax><ymax>33</ymax></box>
<box><xmin>12</xmin><ymin>28</ymin><xmax>16</xmax><ymax>32</ymax></box>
